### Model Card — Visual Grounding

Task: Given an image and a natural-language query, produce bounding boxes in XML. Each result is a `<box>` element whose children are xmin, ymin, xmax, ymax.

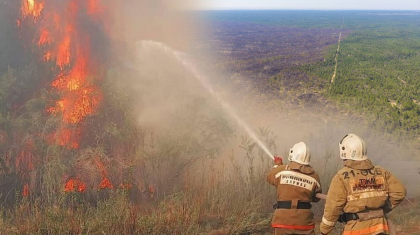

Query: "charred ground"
<box><xmin>200</xmin><ymin>21</ymin><xmax>346</xmax><ymax>85</ymax></box>
<box><xmin>195</xmin><ymin>14</ymin><xmax>350</xmax><ymax>110</ymax></box>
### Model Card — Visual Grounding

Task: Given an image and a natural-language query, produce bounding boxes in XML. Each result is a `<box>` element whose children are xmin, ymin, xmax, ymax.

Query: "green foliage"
<box><xmin>291</xmin><ymin>12</ymin><xmax>420</xmax><ymax>140</ymax></box>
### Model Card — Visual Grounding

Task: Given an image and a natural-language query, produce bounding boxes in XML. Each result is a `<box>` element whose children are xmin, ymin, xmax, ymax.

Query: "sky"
<box><xmin>197</xmin><ymin>0</ymin><xmax>420</xmax><ymax>10</ymax></box>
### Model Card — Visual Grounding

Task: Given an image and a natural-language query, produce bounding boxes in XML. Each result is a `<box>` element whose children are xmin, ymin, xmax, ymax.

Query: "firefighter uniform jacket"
<box><xmin>320</xmin><ymin>160</ymin><xmax>406</xmax><ymax>235</ymax></box>
<box><xmin>267</xmin><ymin>161</ymin><xmax>322</xmax><ymax>232</ymax></box>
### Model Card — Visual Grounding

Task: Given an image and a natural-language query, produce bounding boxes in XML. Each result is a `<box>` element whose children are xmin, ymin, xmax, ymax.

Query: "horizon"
<box><xmin>193</xmin><ymin>9</ymin><xmax>420</xmax><ymax>11</ymax></box>
<box><xmin>196</xmin><ymin>0</ymin><xmax>420</xmax><ymax>11</ymax></box>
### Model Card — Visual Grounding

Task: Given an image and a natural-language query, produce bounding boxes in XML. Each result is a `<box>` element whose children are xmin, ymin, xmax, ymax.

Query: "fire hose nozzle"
<box><xmin>273</xmin><ymin>156</ymin><xmax>283</xmax><ymax>164</ymax></box>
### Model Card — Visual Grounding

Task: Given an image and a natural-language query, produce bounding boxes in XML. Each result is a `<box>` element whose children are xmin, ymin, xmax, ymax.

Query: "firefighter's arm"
<box><xmin>312</xmin><ymin>173</ymin><xmax>322</xmax><ymax>203</ymax></box>
<box><xmin>384</xmin><ymin>170</ymin><xmax>406</xmax><ymax>213</ymax></box>
<box><xmin>320</xmin><ymin>174</ymin><xmax>347</xmax><ymax>235</ymax></box>
<box><xmin>266</xmin><ymin>158</ymin><xmax>284</xmax><ymax>186</ymax></box>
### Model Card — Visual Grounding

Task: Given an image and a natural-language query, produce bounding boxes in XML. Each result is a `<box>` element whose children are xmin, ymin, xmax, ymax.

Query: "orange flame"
<box><xmin>64</xmin><ymin>178</ymin><xmax>86</xmax><ymax>193</ymax></box>
<box><xmin>23</xmin><ymin>184</ymin><xmax>30</xmax><ymax>197</ymax></box>
<box><xmin>55</xmin><ymin>30</ymin><xmax>71</xmax><ymax>68</ymax></box>
<box><xmin>20</xmin><ymin>0</ymin><xmax>104</xmax><ymax>148</ymax></box>
<box><xmin>48</xmin><ymin>127</ymin><xmax>81</xmax><ymax>149</ymax></box>
<box><xmin>99</xmin><ymin>177</ymin><xmax>114</xmax><ymax>189</ymax></box>
<box><xmin>38</xmin><ymin>29</ymin><xmax>51</xmax><ymax>45</ymax></box>
<box><xmin>95</xmin><ymin>159</ymin><xmax>114</xmax><ymax>189</ymax></box>
<box><xmin>19</xmin><ymin>0</ymin><xmax>111</xmax><ymax>193</ymax></box>
<box><xmin>21</xmin><ymin>0</ymin><xmax>45</xmax><ymax>19</ymax></box>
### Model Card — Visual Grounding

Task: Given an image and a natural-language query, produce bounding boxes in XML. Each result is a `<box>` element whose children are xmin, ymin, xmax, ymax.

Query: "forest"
<box><xmin>299</xmin><ymin>13</ymin><xmax>420</xmax><ymax>139</ymax></box>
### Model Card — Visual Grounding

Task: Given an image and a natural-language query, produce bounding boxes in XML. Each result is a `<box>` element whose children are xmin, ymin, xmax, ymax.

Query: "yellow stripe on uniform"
<box><xmin>347</xmin><ymin>191</ymin><xmax>388</xmax><ymax>201</ymax></box>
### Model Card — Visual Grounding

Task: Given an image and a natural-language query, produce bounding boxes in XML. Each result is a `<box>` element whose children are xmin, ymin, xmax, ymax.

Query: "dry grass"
<box><xmin>0</xmin><ymin>123</ymin><xmax>418</xmax><ymax>234</ymax></box>
<box><xmin>1</xmin><ymin>144</ymin><xmax>419</xmax><ymax>235</ymax></box>
<box><xmin>0</xmin><ymin>160</ymin><xmax>419</xmax><ymax>234</ymax></box>
<box><xmin>0</xmin><ymin>132</ymin><xmax>276</xmax><ymax>235</ymax></box>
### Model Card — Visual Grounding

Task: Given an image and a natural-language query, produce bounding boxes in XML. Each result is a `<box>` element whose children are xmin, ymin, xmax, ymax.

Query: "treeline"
<box><xmin>202</xmin><ymin>10</ymin><xmax>419</xmax><ymax>30</ymax></box>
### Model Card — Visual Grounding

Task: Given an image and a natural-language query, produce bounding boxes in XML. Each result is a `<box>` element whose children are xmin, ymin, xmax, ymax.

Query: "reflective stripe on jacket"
<box><xmin>342</xmin><ymin>222</ymin><xmax>388</xmax><ymax>235</ymax></box>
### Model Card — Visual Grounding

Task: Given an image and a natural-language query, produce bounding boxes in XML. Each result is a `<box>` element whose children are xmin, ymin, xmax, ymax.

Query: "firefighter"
<box><xmin>267</xmin><ymin>142</ymin><xmax>322</xmax><ymax>235</ymax></box>
<box><xmin>320</xmin><ymin>134</ymin><xmax>406</xmax><ymax>235</ymax></box>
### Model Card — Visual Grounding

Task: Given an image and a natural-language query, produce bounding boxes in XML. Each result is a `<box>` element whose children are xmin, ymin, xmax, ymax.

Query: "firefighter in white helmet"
<box><xmin>320</xmin><ymin>134</ymin><xmax>406</xmax><ymax>235</ymax></box>
<box><xmin>267</xmin><ymin>142</ymin><xmax>322</xmax><ymax>235</ymax></box>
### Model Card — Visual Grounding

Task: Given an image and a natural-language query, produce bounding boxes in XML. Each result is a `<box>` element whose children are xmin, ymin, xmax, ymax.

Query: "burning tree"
<box><xmin>20</xmin><ymin>0</ymin><xmax>106</xmax><ymax>148</ymax></box>
<box><xmin>10</xmin><ymin>0</ymin><xmax>117</xmax><ymax>199</ymax></box>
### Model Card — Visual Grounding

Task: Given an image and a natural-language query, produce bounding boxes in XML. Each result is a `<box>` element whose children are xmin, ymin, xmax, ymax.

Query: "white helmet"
<box><xmin>288</xmin><ymin>142</ymin><xmax>311</xmax><ymax>165</ymax></box>
<box><xmin>339</xmin><ymin>134</ymin><xmax>367</xmax><ymax>161</ymax></box>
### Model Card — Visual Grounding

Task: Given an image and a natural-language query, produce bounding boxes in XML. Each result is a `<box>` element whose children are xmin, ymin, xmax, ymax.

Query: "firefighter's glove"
<box><xmin>274</xmin><ymin>156</ymin><xmax>283</xmax><ymax>165</ymax></box>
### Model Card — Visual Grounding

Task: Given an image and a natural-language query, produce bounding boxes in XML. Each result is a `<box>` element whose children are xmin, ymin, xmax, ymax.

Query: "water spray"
<box><xmin>135</xmin><ymin>41</ymin><xmax>331</xmax><ymax>201</ymax></box>
<box><xmin>138</xmin><ymin>40</ymin><xmax>275</xmax><ymax>160</ymax></box>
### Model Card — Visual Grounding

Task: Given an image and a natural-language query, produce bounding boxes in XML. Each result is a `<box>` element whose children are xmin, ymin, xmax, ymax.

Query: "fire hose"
<box><xmin>314</xmin><ymin>193</ymin><xmax>396</xmax><ymax>235</ymax></box>
<box><xmin>316</xmin><ymin>193</ymin><xmax>327</xmax><ymax>200</ymax></box>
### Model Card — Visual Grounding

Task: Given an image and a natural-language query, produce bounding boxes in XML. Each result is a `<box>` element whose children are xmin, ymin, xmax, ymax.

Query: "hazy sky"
<box><xmin>197</xmin><ymin>0</ymin><xmax>420</xmax><ymax>10</ymax></box>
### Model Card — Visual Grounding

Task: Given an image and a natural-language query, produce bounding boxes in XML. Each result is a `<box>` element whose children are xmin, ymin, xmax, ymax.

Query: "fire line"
<box><xmin>18</xmin><ymin>0</ymin><xmax>112</xmax><ymax>194</ymax></box>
